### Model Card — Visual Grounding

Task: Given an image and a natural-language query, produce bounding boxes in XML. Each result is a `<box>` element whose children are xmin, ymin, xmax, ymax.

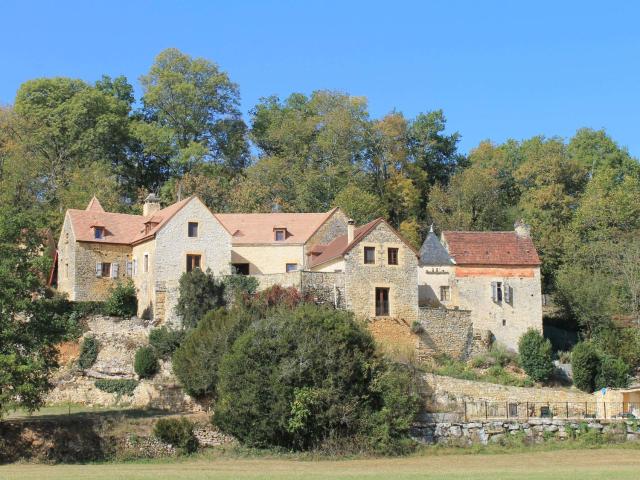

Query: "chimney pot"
<box><xmin>514</xmin><ymin>219</ymin><xmax>531</xmax><ymax>238</ymax></box>
<box><xmin>347</xmin><ymin>219</ymin><xmax>355</xmax><ymax>244</ymax></box>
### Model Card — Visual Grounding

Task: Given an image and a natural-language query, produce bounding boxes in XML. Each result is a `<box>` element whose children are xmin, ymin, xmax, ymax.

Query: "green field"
<box><xmin>1</xmin><ymin>449</ymin><xmax>639</xmax><ymax>480</ymax></box>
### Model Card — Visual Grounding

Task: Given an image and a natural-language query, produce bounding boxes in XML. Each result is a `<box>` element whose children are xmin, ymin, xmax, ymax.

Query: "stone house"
<box><xmin>418</xmin><ymin>221</ymin><xmax>543</xmax><ymax>351</ymax></box>
<box><xmin>56</xmin><ymin>195</ymin><xmax>231</xmax><ymax>324</ymax></box>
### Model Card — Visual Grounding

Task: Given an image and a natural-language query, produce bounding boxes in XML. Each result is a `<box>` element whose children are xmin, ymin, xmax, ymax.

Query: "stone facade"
<box><xmin>416</xmin><ymin>307</ymin><xmax>475</xmax><ymax>361</ymax></box>
<box><xmin>304</xmin><ymin>208</ymin><xmax>348</xmax><ymax>263</ymax></box>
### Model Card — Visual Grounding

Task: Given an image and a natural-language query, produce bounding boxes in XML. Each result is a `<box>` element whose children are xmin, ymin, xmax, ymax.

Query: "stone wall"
<box><xmin>73</xmin><ymin>242</ymin><xmax>132</xmax><ymax>301</ymax></box>
<box><xmin>416</xmin><ymin>307</ymin><xmax>475</xmax><ymax>361</ymax></box>
<box><xmin>304</xmin><ymin>208</ymin><xmax>348</xmax><ymax>265</ymax></box>
<box><xmin>300</xmin><ymin>271</ymin><xmax>345</xmax><ymax>308</ymax></box>
<box><xmin>411</xmin><ymin>418</ymin><xmax>639</xmax><ymax>446</ymax></box>
<box><xmin>56</xmin><ymin>214</ymin><xmax>76</xmax><ymax>300</ymax></box>
<box><xmin>253</xmin><ymin>271</ymin><xmax>302</xmax><ymax>290</ymax></box>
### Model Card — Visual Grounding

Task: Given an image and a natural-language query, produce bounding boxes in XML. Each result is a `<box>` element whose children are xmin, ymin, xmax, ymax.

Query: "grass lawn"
<box><xmin>1</xmin><ymin>448</ymin><xmax>639</xmax><ymax>480</ymax></box>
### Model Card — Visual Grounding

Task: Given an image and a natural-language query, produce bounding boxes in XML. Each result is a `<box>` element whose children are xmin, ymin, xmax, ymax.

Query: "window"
<box><xmin>232</xmin><ymin>263</ymin><xmax>250</xmax><ymax>275</ymax></box>
<box><xmin>65</xmin><ymin>263</ymin><xmax>69</xmax><ymax>279</ymax></box>
<box><xmin>364</xmin><ymin>247</ymin><xmax>376</xmax><ymax>264</ymax></box>
<box><xmin>387</xmin><ymin>248</ymin><xmax>399</xmax><ymax>265</ymax></box>
<box><xmin>143</xmin><ymin>254</ymin><xmax>149</xmax><ymax>273</ymax></box>
<box><xmin>188</xmin><ymin>222</ymin><xmax>198</xmax><ymax>237</ymax></box>
<box><xmin>126</xmin><ymin>260</ymin><xmax>133</xmax><ymax>277</ymax></box>
<box><xmin>375</xmin><ymin>288</ymin><xmax>390</xmax><ymax>316</ymax></box>
<box><xmin>491</xmin><ymin>281</ymin><xmax>503</xmax><ymax>303</ymax></box>
<box><xmin>286</xmin><ymin>263</ymin><xmax>297</xmax><ymax>273</ymax></box>
<box><xmin>440</xmin><ymin>286</ymin><xmax>450</xmax><ymax>302</ymax></box>
<box><xmin>132</xmin><ymin>258</ymin><xmax>138</xmax><ymax>276</ymax></box>
<box><xmin>101</xmin><ymin>262</ymin><xmax>111</xmax><ymax>277</ymax></box>
<box><xmin>274</xmin><ymin>229</ymin><xmax>286</xmax><ymax>241</ymax></box>
<box><xmin>94</xmin><ymin>227</ymin><xmax>104</xmax><ymax>239</ymax></box>
<box><xmin>186</xmin><ymin>254</ymin><xmax>202</xmax><ymax>272</ymax></box>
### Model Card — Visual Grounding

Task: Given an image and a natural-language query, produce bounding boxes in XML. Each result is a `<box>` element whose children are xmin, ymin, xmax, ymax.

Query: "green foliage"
<box><xmin>104</xmin><ymin>281</ymin><xmax>137</xmax><ymax>317</ymax></box>
<box><xmin>430</xmin><ymin>355</ymin><xmax>533</xmax><ymax>387</ymax></box>
<box><xmin>243</xmin><ymin>285</ymin><xmax>312</xmax><ymax>313</ymax></box>
<box><xmin>518</xmin><ymin>329</ymin><xmax>554</xmax><ymax>383</ymax></box>
<box><xmin>214</xmin><ymin>305</ymin><xmax>420</xmax><ymax>452</ymax></box>
<box><xmin>94</xmin><ymin>379</ymin><xmax>138</xmax><ymax>396</ymax></box>
<box><xmin>571</xmin><ymin>342</ymin><xmax>600</xmax><ymax>392</ymax></box>
<box><xmin>176</xmin><ymin>268</ymin><xmax>226</xmax><ymax>329</ymax></box>
<box><xmin>222</xmin><ymin>274</ymin><xmax>259</xmax><ymax>305</ymax></box>
<box><xmin>334</xmin><ymin>184</ymin><xmax>385</xmax><ymax>225</ymax></box>
<box><xmin>172</xmin><ymin>309</ymin><xmax>241</xmax><ymax>397</ymax></box>
<box><xmin>470</xmin><ymin>344</ymin><xmax>518</xmax><ymax>369</ymax></box>
<box><xmin>595</xmin><ymin>355</ymin><xmax>629</xmax><ymax>390</ymax></box>
<box><xmin>78</xmin><ymin>336</ymin><xmax>100</xmax><ymax>370</ymax></box>
<box><xmin>134</xmin><ymin>346</ymin><xmax>158</xmax><ymax>379</ymax></box>
<box><xmin>153</xmin><ymin>417</ymin><xmax>198</xmax><ymax>454</ymax></box>
<box><xmin>149</xmin><ymin>327</ymin><xmax>185</xmax><ymax>360</ymax></box>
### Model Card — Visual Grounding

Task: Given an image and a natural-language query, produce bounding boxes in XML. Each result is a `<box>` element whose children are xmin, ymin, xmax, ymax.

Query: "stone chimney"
<box><xmin>514</xmin><ymin>219</ymin><xmax>531</xmax><ymax>238</ymax></box>
<box><xmin>143</xmin><ymin>193</ymin><xmax>161</xmax><ymax>217</ymax></box>
<box><xmin>347</xmin><ymin>219</ymin><xmax>355</xmax><ymax>244</ymax></box>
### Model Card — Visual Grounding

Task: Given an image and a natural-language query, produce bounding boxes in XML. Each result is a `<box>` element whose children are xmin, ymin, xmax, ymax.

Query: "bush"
<box><xmin>134</xmin><ymin>346</ymin><xmax>158</xmax><ymax>379</ymax></box>
<box><xmin>572</xmin><ymin>342</ymin><xmax>600</xmax><ymax>392</ymax></box>
<box><xmin>213</xmin><ymin>304</ymin><xmax>420</xmax><ymax>452</ymax></box>
<box><xmin>78</xmin><ymin>336</ymin><xmax>99</xmax><ymax>370</ymax></box>
<box><xmin>94</xmin><ymin>378</ymin><xmax>138</xmax><ymax>396</ymax></box>
<box><xmin>244</xmin><ymin>285</ymin><xmax>313</xmax><ymax>313</ymax></box>
<box><xmin>149</xmin><ymin>327</ymin><xmax>185</xmax><ymax>359</ymax></box>
<box><xmin>595</xmin><ymin>354</ymin><xmax>629</xmax><ymax>390</ymax></box>
<box><xmin>176</xmin><ymin>269</ymin><xmax>226</xmax><ymax>328</ymax></box>
<box><xmin>172</xmin><ymin>309</ymin><xmax>242</xmax><ymax>397</ymax></box>
<box><xmin>222</xmin><ymin>275</ymin><xmax>259</xmax><ymax>305</ymax></box>
<box><xmin>104</xmin><ymin>280</ymin><xmax>137</xmax><ymax>317</ymax></box>
<box><xmin>153</xmin><ymin>417</ymin><xmax>198</xmax><ymax>454</ymax></box>
<box><xmin>518</xmin><ymin>329</ymin><xmax>554</xmax><ymax>383</ymax></box>
<box><xmin>410</xmin><ymin>321</ymin><xmax>424</xmax><ymax>334</ymax></box>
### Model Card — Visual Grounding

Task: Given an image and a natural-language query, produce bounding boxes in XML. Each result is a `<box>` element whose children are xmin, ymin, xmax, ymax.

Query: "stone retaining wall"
<box><xmin>416</xmin><ymin>307</ymin><xmax>475</xmax><ymax>361</ymax></box>
<box><xmin>411</xmin><ymin>418</ymin><xmax>639</xmax><ymax>445</ymax></box>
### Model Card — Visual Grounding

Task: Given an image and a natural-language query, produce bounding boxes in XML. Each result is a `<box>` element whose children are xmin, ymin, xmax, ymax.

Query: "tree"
<box><xmin>333</xmin><ymin>184</ymin><xmax>385</xmax><ymax>225</ymax></box>
<box><xmin>571</xmin><ymin>342</ymin><xmax>600</xmax><ymax>392</ymax></box>
<box><xmin>595</xmin><ymin>355</ymin><xmax>629</xmax><ymax>390</ymax></box>
<box><xmin>214</xmin><ymin>304</ymin><xmax>420</xmax><ymax>451</ymax></box>
<box><xmin>0</xmin><ymin>207</ymin><xmax>69</xmax><ymax>417</ymax></box>
<box><xmin>518</xmin><ymin>329</ymin><xmax>554</xmax><ymax>383</ymax></box>
<box><xmin>140</xmin><ymin>48</ymin><xmax>248</xmax><ymax>174</ymax></box>
<box><xmin>175</xmin><ymin>269</ymin><xmax>226</xmax><ymax>329</ymax></box>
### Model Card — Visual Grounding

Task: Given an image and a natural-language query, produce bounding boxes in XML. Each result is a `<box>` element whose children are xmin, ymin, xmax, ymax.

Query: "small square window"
<box><xmin>388</xmin><ymin>248</ymin><xmax>399</xmax><ymax>265</ymax></box>
<box><xmin>286</xmin><ymin>263</ymin><xmax>297</xmax><ymax>273</ymax></box>
<box><xmin>275</xmin><ymin>229</ymin><xmax>286</xmax><ymax>241</ymax></box>
<box><xmin>440</xmin><ymin>286</ymin><xmax>450</xmax><ymax>302</ymax></box>
<box><xmin>364</xmin><ymin>247</ymin><xmax>375</xmax><ymax>264</ymax></box>
<box><xmin>188</xmin><ymin>222</ymin><xmax>198</xmax><ymax>238</ymax></box>
<box><xmin>94</xmin><ymin>227</ymin><xmax>104</xmax><ymax>239</ymax></box>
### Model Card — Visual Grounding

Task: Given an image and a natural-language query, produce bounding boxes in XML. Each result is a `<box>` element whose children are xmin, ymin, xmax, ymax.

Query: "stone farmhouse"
<box><xmin>55</xmin><ymin>195</ymin><xmax>543</xmax><ymax>354</ymax></box>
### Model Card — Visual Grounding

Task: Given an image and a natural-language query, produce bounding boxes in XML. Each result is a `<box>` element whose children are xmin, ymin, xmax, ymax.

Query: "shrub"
<box><xmin>213</xmin><ymin>304</ymin><xmax>420</xmax><ymax>452</ymax></box>
<box><xmin>595</xmin><ymin>354</ymin><xmax>629</xmax><ymax>390</ymax></box>
<box><xmin>78</xmin><ymin>336</ymin><xmax>99</xmax><ymax>370</ymax></box>
<box><xmin>149</xmin><ymin>327</ymin><xmax>185</xmax><ymax>359</ymax></box>
<box><xmin>104</xmin><ymin>280</ymin><xmax>137</xmax><ymax>317</ymax></box>
<box><xmin>222</xmin><ymin>275</ymin><xmax>259</xmax><ymax>305</ymax></box>
<box><xmin>518</xmin><ymin>329</ymin><xmax>554</xmax><ymax>383</ymax></box>
<box><xmin>153</xmin><ymin>417</ymin><xmax>198</xmax><ymax>454</ymax></box>
<box><xmin>410</xmin><ymin>321</ymin><xmax>424</xmax><ymax>334</ymax></box>
<box><xmin>244</xmin><ymin>285</ymin><xmax>313</xmax><ymax>313</ymax></box>
<box><xmin>134</xmin><ymin>346</ymin><xmax>159</xmax><ymax>379</ymax></box>
<box><xmin>94</xmin><ymin>378</ymin><xmax>138</xmax><ymax>396</ymax></box>
<box><xmin>572</xmin><ymin>342</ymin><xmax>600</xmax><ymax>392</ymax></box>
<box><xmin>172</xmin><ymin>309</ymin><xmax>242</xmax><ymax>397</ymax></box>
<box><xmin>176</xmin><ymin>269</ymin><xmax>226</xmax><ymax>328</ymax></box>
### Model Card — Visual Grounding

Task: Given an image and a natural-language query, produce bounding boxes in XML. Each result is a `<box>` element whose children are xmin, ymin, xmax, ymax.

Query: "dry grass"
<box><xmin>1</xmin><ymin>448</ymin><xmax>639</xmax><ymax>480</ymax></box>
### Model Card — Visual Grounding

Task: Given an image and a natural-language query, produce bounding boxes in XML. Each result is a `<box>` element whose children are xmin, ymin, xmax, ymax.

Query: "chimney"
<box><xmin>514</xmin><ymin>219</ymin><xmax>531</xmax><ymax>238</ymax></box>
<box><xmin>143</xmin><ymin>193</ymin><xmax>161</xmax><ymax>217</ymax></box>
<box><xmin>347</xmin><ymin>219</ymin><xmax>355</xmax><ymax>244</ymax></box>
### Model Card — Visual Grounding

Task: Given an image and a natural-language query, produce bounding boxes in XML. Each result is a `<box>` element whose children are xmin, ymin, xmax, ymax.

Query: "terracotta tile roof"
<box><xmin>308</xmin><ymin>218</ymin><xmax>419</xmax><ymax>268</ymax></box>
<box><xmin>67</xmin><ymin>196</ymin><xmax>194</xmax><ymax>245</ymax></box>
<box><xmin>441</xmin><ymin>231</ymin><xmax>541</xmax><ymax>266</ymax></box>
<box><xmin>215</xmin><ymin>210</ymin><xmax>335</xmax><ymax>245</ymax></box>
<box><xmin>86</xmin><ymin>196</ymin><xmax>104</xmax><ymax>212</ymax></box>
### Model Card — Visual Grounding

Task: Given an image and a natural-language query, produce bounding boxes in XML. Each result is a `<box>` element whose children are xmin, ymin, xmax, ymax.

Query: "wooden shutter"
<box><xmin>505</xmin><ymin>285</ymin><xmax>513</xmax><ymax>304</ymax></box>
<box><xmin>112</xmin><ymin>263</ymin><xmax>119</xmax><ymax>278</ymax></box>
<box><xmin>95</xmin><ymin>262</ymin><xmax>102</xmax><ymax>277</ymax></box>
<box><xmin>133</xmin><ymin>259</ymin><xmax>138</xmax><ymax>276</ymax></box>
<box><xmin>491</xmin><ymin>281</ymin><xmax>497</xmax><ymax>302</ymax></box>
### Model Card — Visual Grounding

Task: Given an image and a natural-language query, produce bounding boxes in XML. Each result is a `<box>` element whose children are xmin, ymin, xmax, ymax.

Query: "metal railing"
<box><xmin>460</xmin><ymin>401</ymin><xmax>640</xmax><ymax>421</ymax></box>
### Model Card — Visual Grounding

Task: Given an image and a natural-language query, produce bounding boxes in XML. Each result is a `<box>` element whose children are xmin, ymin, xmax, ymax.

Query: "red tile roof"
<box><xmin>441</xmin><ymin>231</ymin><xmax>541</xmax><ymax>266</ymax></box>
<box><xmin>215</xmin><ymin>209</ymin><xmax>337</xmax><ymax>245</ymax></box>
<box><xmin>67</xmin><ymin>196</ymin><xmax>194</xmax><ymax>245</ymax></box>
<box><xmin>308</xmin><ymin>218</ymin><xmax>419</xmax><ymax>268</ymax></box>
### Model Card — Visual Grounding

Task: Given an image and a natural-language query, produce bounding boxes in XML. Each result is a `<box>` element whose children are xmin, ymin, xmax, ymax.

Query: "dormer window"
<box><xmin>94</xmin><ymin>227</ymin><xmax>104</xmax><ymax>239</ymax></box>
<box><xmin>274</xmin><ymin>228</ymin><xmax>286</xmax><ymax>241</ymax></box>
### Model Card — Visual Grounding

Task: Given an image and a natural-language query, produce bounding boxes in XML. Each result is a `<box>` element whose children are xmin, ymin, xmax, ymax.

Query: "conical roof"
<box><xmin>419</xmin><ymin>227</ymin><xmax>453</xmax><ymax>266</ymax></box>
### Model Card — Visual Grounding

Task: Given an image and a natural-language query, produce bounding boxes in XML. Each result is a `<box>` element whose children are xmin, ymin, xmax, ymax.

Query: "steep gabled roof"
<box><xmin>308</xmin><ymin>218</ymin><xmax>419</xmax><ymax>268</ymax></box>
<box><xmin>419</xmin><ymin>229</ymin><xmax>453</xmax><ymax>266</ymax></box>
<box><xmin>442</xmin><ymin>231</ymin><xmax>541</xmax><ymax>266</ymax></box>
<box><xmin>131</xmin><ymin>196</ymin><xmax>193</xmax><ymax>244</ymax></box>
<box><xmin>86</xmin><ymin>196</ymin><xmax>104</xmax><ymax>212</ymax></box>
<box><xmin>215</xmin><ymin>209</ymin><xmax>336</xmax><ymax>245</ymax></box>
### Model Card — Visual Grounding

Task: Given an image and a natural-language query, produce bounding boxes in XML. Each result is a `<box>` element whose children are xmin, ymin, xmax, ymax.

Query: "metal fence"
<box><xmin>461</xmin><ymin>401</ymin><xmax>640</xmax><ymax>421</ymax></box>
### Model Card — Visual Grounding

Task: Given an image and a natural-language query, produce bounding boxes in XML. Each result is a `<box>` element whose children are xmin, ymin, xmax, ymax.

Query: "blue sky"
<box><xmin>2</xmin><ymin>0</ymin><xmax>639</xmax><ymax>156</ymax></box>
